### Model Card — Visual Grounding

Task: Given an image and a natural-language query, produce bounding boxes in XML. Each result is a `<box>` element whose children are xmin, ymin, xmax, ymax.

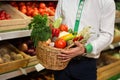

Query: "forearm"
<box><xmin>87</xmin><ymin>32</ymin><xmax>113</xmax><ymax>55</ymax></box>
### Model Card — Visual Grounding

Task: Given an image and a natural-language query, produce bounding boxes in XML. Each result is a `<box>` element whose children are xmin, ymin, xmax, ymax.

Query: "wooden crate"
<box><xmin>0</xmin><ymin>42</ymin><xmax>30</xmax><ymax>74</ymax></box>
<box><xmin>97</xmin><ymin>51</ymin><xmax>120</xmax><ymax>80</ymax></box>
<box><xmin>97</xmin><ymin>60</ymin><xmax>120</xmax><ymax>80</ymax></box>
<box><xmin>0</xmin><ymin>4</ymin><xmax>30</xmax><ymax>32</ymax></box>
<box><xmin>116</xmin><ymin>10</ymin><xmax>120</xmax><ymax>18</ymax></box>
<box><xmin>27</xmin><ymin>56</ymin><xmax>39</xmax><ymax>67</ymax></box>
<box><xmin>112</xmin><ymin>36</ymin><xmax>120</xmax><ymax>43</ymax></box>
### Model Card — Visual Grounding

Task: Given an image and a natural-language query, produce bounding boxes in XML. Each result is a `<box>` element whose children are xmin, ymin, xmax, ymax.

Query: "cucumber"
<box><xmin>53</xmin><ymin>17</ymin><xmax>62</xmax><ymax>28</ymax></box>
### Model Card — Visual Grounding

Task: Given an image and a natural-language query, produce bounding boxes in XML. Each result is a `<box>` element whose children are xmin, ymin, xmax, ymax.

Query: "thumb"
<box><xmin>74</xmin><ymin>41</ymin><xmax>85</xmax><ymax>53</ymax></box>
<box><xmin>74</xmin><ymin>41</ymin><xmax>82</xmax><ymax>47</ymax></box>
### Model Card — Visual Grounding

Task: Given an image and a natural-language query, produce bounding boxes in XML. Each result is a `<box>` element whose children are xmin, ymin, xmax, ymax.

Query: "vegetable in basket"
<box><xmin>28</xmin><ymin>14</ymin><xmax>52</xmax><ymax>47</ymax></box>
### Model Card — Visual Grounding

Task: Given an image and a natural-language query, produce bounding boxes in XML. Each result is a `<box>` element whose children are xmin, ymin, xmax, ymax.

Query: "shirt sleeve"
<box><xmin>90</xmin><ymin>0</ymin><xmax>116</xmax><ymax>55</ymax></box>
<box><xmin>54</xmin><ymin>0</ymin><xmax>63</xmax><ymax>20</ymax></box>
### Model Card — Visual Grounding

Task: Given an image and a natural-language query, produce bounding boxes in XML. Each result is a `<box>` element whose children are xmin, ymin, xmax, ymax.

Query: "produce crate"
<box><xmin>0</xmin><ymin>42</ymin><xmax>30</xmax><ymax>74</ymax></box>
<box><xmin>116</xmin><ymin>10</ymin><xmax>120</xmax><ymax>18</ymax></box>
<box><xmin>0</xmin><ymin>4</ymin><xmax>30</xmax><ymax>32</ymax></box>
<box><xmin>112</xmin><ymin>36</ymin><xmax>120</xmax><ymax>43</ymax></box>
<box><xmin>97</xmin><ymin>60</ymin><xmax>120</xmax><ymax>80</ymax></box>
<box><xmin>104</xmin><ymin>48</ymin><xmax>120</xmax><ymax>61</ymax></box>
<box><xmin>27</xmin><ymin>56</ymin><xmax>39</xmax><ymax>67</ymax></box>
<box><xmin>97</xmin><ymin>50</ymin><xmax>120</xmax><ymax>80</ymax></box>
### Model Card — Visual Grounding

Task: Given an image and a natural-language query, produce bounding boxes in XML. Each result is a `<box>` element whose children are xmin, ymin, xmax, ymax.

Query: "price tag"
<box><xmin>109</xmin><ymin>44</ymin><xmax>114</xmax><ymax>49</ymax></box>
<box><xmin>35</xmin><ymin>63</ymin><xmax>45</xmax><ymax>72</ymax></box>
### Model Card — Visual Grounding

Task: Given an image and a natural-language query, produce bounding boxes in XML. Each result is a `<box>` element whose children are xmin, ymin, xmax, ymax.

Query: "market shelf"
<box><xmin>0</xmin><ymin>30</ymin><xmax>31</xmax><ymax>41</ymax></box>
<box><xmin>0</xmin><ymin>66</ymin><xmax>35</xmax><ymax>80</ymax></box>
<box><xmin>0</xmin><ymin>64</ymin><xmax>45</xmax><ymax>80</ymax></box>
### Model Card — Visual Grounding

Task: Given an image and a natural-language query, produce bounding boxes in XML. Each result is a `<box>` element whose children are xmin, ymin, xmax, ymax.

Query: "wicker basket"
<box><xmin>35</xmin><ymin>25</ymin><xmax>90</xmax><ymax>70</ymax></box>
<box><xmin>36</xmin><ymin>42</ymin><xmax>70</xmax><ymax>70</ymax></box>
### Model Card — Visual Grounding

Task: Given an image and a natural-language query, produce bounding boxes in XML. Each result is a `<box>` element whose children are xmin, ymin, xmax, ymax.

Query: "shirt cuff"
<box><xmin>85</xmin><ymin>43</ymin><xmax>93</xmax><ymax>53</ymax></box>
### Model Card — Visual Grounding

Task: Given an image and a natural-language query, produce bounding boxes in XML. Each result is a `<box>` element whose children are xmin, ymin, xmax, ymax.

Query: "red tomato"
<box><xmin>39</xmin><ymin>8</ymin><xmax>48</xmax><ymax>16</ymax></box>
<box><xmin>55</xmin><ymin>39</ymin><xmax>66</xmax><ymax>49</ymax></box>
<box><xmin>32</xmin><ymin>11</ymin><xmax>39</xmax><ymax>17</ymax></box>
<box><xmin>27</xmin><ymin>8</ymin><xmax>34</xmax><ymax>16</ymax></box>
<box><xmin>39</xmin><ymin>8</ymin><xmax>44</xmax><ymax>14</ymax></box>
<box><xmin>48</xmin><ymin>9</ymin><xmax>55</xmax><ymax>16</ymax></box>
<box><xmin>59</xmin><ymin>24</ymin><xmax>68</xmax><ymax>32</ymax></box>
<box><xmin>0</xmin><ymin>10</ymin><xmax>6</xmax><ymax>20</ymax></box>
<box><xmin>20</xmin><ymin>8</ymin><xmax>27</xmax><ymax>14</ymax></box>
<box><xmin>20</xmin><ymin>5</ymin><xmax>26</xmax><ymax>9</ymax></box>
<box><xmin>48</xmin><ymin>7</ymin><xmax>55</xmax><ymax>12</ymax></box>
<box><xmin>30</xmin><ymin>8</ymin><xmax>39</xmax><ymax>16</ymax></box>
<box><xmin>39</xmin><ymin>3</ymin><xmax>46</xmax><ymax>9</ymax></box>
<box><xmin>5</xmin><ymin>14</ymin><xmax>11</xmax><ymax>19</ymax></box>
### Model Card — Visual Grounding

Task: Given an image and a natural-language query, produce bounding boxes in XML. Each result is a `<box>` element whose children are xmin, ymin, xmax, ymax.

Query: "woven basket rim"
<box><xmin>37</xmin><ymin>41</ymin><xmax>63</xmax><ymax>51</ymax></box>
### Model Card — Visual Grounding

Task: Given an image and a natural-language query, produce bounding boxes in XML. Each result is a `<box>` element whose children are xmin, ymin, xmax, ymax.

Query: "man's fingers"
<box><xmin>60</xmin><ymin>49</ymin><xmax>71</xmax><ymax>54</ymax></box>
<box><xmin>74</xmin><ymin>41</ymin><xmax>82</xmax><ymax>47</ymax></box>
<box><xmin>60</xmin><ymin>58</ymin><xmax>71</xmax><ymax>62</ymax></box>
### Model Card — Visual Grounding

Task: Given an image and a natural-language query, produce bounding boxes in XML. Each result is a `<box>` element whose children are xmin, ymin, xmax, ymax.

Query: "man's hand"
<box><xmin>57</xmin><ymin>41</ymin><xmax>85</xmax><ymax>62</ymax></box>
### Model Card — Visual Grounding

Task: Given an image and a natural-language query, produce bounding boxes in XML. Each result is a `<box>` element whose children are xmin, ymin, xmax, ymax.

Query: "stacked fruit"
<box><xmin>0</xmin><ymin>10</ymin><xmax>11</xmax><ymax>20</ymax></box>
<box><xmin>0</xmin><ymin>46</ymin><xmax>25</xmax><ymax>64</ymax></box>
<box><xmin>9</xmin><ymin>1</ymin><xmax>56</xmax><ymax>17</ymax></box>
<box><xmin>18</xmin><ymin>39</ymin><xmax>36</xmax><ymax>56</ymax></box>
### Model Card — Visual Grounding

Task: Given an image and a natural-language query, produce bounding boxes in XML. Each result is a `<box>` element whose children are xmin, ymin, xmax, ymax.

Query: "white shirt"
<box><xmin>54</xmin><ymin>0</ymin><xmax>115</xmax><ymax>58</ymax></box>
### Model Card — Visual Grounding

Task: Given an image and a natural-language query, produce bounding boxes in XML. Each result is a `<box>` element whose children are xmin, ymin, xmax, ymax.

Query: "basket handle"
<box><xmin>49</xmin><ymin>17</ymin><xmax>54</xmax><ymax>22</ymax></box>
<box><xmin>65</xmin><ymin>40</ymin><xmax>85</xmax><ymax>49</ymax></box>
<box><xmin>65</xmin><ymin>43</ymin><xmax>75</xmax><ymax>49</ymax></box>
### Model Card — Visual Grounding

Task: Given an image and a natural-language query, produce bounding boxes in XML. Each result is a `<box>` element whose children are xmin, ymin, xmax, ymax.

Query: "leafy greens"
<box><xmin>28</xmin><ymin>15</ymin><xmax>51</xmax><ymax>47</ymax></box>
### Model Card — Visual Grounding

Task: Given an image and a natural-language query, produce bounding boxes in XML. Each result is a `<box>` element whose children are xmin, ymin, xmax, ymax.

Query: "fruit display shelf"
<box><xmin>0</xmin><ymin>30</ymin><xmax>31</xmax><ymax>41</ymax></box>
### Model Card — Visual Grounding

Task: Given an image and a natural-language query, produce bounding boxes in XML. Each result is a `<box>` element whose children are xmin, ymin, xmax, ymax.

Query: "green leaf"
<box><xmin>28</xmin><ymin>14</ymin><xmax>52</xmax><ymax>47</ymax></box>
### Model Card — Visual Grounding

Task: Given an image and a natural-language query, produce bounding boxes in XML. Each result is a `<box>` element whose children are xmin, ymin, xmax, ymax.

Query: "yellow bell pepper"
<box><xmin>60</xmin><ymin>33</ymin><xmax>75</xmax><ymax>41</ymax></box>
